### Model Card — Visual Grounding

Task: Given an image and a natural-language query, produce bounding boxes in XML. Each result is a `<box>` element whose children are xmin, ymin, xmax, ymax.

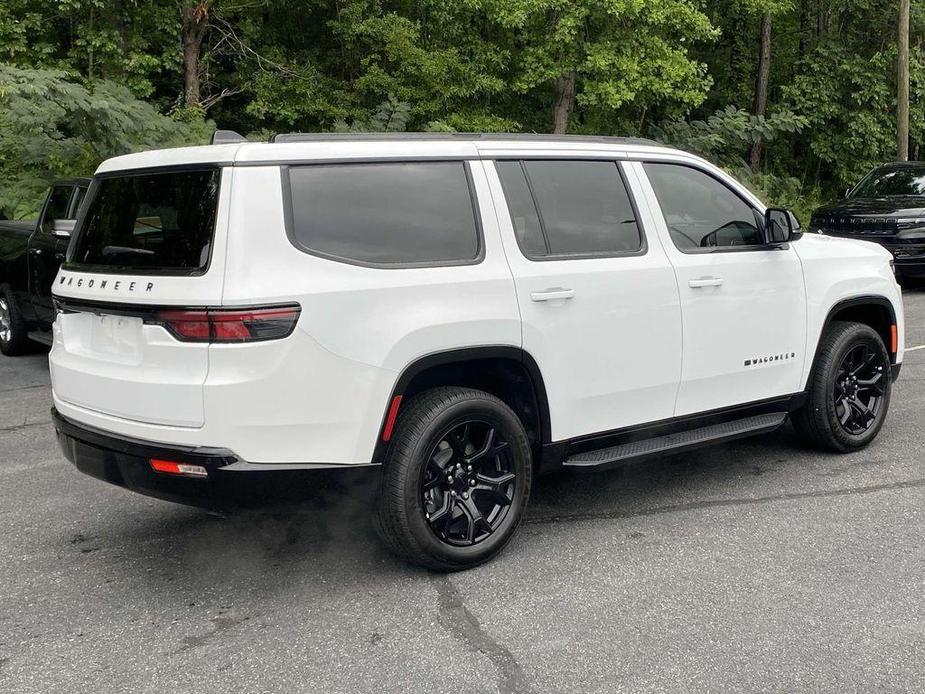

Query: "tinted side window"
<box><xmin>643</xmin><ymin>163</ymin><xmax>763</xmax><ymax>251</ymax></box>
<box><xmin>495</xmin><ymin>162</ymin><xmax>547</xmax><ymax>257</ymax></box>
<box><xmin>42</xmin><ymin>186</ymin><xmax>73</xmax><ymax>234</ymax></box>
<box><xmin>496</xmin><ymin>160</ymin><xmax>642</xmax><ymax>258</ymax></box>
<box><xmin>287</xmin><ymin>162</ymin><xmax>480</xmax><ymax>266</ymax></box>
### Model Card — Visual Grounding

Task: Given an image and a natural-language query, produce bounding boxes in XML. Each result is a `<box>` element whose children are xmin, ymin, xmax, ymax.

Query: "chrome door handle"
<box><xmin>29</xmin><ymin>248</ymin><xmax>42</xmax><ymax>255</ymax></box>
<box><xmin>688</xmin><ymin>277</ymin><xmax>724</xmax><ymax>288</ymax></box>
<box><xmin>530</xmin><ymin>288</ymin><xmax>575</xmax><ymax>302</ymax></box>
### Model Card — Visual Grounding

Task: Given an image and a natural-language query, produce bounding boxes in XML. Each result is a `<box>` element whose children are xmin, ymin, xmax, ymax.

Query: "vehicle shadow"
<box><xmin>87</xmin><ymin>423</ymin><xmax>818</xmax><ymax>590</ymax></box>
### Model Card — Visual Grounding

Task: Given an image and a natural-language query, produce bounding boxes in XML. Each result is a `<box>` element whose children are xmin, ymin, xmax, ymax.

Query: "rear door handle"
<box><xmin>530</xmin><ymin>288</ymin><xmax>575</xmax><ymax>302</ymax></box>
<box><xmin>688</xmin><ymin>277</ymin><xmax>724</xmax><ymax>288</ymax></box>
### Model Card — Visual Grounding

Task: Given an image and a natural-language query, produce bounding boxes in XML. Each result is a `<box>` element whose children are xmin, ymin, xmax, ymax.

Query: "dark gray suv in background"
<box><xmin>811</xmin><ymin>162</ymin><xmax>925</xmax><ymax>282</ymax></box>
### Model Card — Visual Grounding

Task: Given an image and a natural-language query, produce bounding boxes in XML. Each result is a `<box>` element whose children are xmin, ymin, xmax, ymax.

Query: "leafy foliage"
<box><xmin>0</xmin><ymin>64</ymin><xmax>211</xmax><ymax>218</ymax></box>
<box><xmin>0</xmin><ymin>0</ymin><xmax>923</xmax><ymax>216</ymax></box>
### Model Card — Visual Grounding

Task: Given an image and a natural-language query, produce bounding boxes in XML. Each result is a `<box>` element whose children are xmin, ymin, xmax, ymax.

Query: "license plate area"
<box><xmin>61</xmin><ymin>311</ymin><xmax>144</xmax><ymax>365</ymax></box>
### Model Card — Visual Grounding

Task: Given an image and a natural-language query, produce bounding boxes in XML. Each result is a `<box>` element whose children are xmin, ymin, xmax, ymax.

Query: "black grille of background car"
<box><xmin>810</xmin><ymin>216</ymin><xmax>899</xmax><ymax>235</ymax></box>
<box><xmin>884</xmin><ymin>244</ymin><xmax>925</xmax><ymax>258</ymax></box>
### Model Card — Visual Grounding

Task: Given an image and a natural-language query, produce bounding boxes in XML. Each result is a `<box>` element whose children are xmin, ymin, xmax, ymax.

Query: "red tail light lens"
<box><xmin>154</xmin><ymin>305</ymin><xmax>301</xmax><ymax>343</ymax></box>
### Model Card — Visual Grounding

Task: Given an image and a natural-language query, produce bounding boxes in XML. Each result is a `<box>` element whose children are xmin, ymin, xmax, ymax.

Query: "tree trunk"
<box><xmin>798</xmin><ymin>0</ymin><xmax>807</xmax><ymax>57</ymax></box>
<box><xmin>552</xmin><ymin>70</ymin><xmax>576</xmax><ymax>134</ymax></box>
<box><xmin>749</xmin><ymin>14</ymin><xmax>772</xmax><ymax>173</ymax></box>
<box><xmin>898</xmin><ymin>0</ymin><xmax>911</xmax><ymax>161</ymax></box>
<box><xmin>181</xmin><ymin>2</ymin><xmax>210</xmax><ymax>108</ymax></box>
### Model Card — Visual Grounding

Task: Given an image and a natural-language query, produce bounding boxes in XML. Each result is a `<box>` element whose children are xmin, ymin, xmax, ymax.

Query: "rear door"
<box><xmin>484</xmin><ymin>157</ymin><xmax>682</xmax><ymax>441</ymax></box>
<box><xmin>631</xmin><ymin>160</ymin><xmax>807</xmax><ymax>416</ymax></box>
<box><xmin>50</xmin><ymin>167</ymin><xmax>228</xmax><ymax>428</ymax></box>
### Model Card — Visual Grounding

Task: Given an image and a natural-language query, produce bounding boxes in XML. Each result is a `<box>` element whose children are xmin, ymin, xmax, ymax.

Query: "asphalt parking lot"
<box><xmin>2</xmin><ymin>289</ymin><xmax>925</xmax><ymax>694</ymax></box>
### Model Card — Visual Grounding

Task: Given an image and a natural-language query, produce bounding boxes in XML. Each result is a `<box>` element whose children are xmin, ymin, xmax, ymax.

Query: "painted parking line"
<box><xmin>906</xmin><ymin>345</ymin><xmax>925</xmax><ymax>352</ymax></box>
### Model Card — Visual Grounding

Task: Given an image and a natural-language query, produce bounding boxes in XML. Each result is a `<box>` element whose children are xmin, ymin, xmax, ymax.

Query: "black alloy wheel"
<box><xmin>375</xmin><ymin>387</ymin><xmax>532</xmax><ymax>571</ymax></box>
<box><xmin>0</xmin><ymin>285</ymin><xmax>31</xmax><ymax>356</ymax></box>
<box><xmin>792</xmin><ymin>321</ymin><xmax>892</xmax><ymax>452</ymax></box>
<box><xmin>833</xmin><ymin>343</ymin><xmax>888</xmax><ymax>435</ymax></box>
<box><xmin>421</xmin><ymin>421</ymin><xmax>516</xmax><ymax>547</ymax></box>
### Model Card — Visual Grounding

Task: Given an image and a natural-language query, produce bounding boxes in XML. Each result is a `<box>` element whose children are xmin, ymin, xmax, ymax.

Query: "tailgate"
<box><xmin>50</xmin><ymin>166</ymin><xmax>230</xmax><ymax>428</ymax></box>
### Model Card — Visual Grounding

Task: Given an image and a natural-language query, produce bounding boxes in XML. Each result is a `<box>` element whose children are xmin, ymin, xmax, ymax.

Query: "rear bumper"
<box><xmin>53</xmin><ymin>408</ymin><xmax>239</xmax><ymax>507</ymax></box>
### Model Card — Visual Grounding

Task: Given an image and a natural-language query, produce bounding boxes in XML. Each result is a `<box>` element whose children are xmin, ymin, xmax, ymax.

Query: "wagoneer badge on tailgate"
<box><xmin>57</xmin><ymin>274</ymin><xmax>155</xmax><ymax>292</ymax></box>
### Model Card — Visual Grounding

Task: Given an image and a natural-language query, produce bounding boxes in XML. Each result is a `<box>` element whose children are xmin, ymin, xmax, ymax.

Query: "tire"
<box><xmin>0</xmin><ymin>285</ymin><xmax>32</xmax><ymax>356</ymax></box>
<box><xmin>792</xmin><ymin>321</ymin><xmax>892</xmax><ymax>452</ymax></box>
<box><xmin>374</xmin><ymin>387</ymin><xmax>533</xmax><ymax>571</ymax></box>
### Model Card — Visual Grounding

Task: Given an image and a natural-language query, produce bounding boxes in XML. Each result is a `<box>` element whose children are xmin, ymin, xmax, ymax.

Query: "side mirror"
<box><xmin>52</xmin><ymin>219</ymin><xmax>76</xmax><ymax>238</ymax></box>
<box><xmin>765</xmin><ymin>207</ymin><xmax>803</xmax><ymax>244</ymax></box>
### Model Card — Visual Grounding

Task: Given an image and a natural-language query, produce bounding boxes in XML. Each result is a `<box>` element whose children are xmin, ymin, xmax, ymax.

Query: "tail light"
<box><xmin>153</xmin><ymin>304</ymin><xmax>301</xmax><ymax>343</ymax></box>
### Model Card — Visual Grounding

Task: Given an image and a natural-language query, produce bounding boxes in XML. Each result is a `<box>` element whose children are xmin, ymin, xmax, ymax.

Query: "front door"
<box><xmin>632</xmin><ymin>160</ymin><xmax>807</xmax><ymax>416</ymax></box>
<box><xmin>28</xmin><ymin>183</ymin><xmax>75</xmax><ymax>327</ymax></box>
<box><xmin>483</xmin><ymin>158</ymin><xmax>682</xmax><ymax>442</ymax></box>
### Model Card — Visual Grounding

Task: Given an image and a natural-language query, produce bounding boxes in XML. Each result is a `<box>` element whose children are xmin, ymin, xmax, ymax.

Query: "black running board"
<box><xmin>563</xmin><ymin>413</ymin><xmax>787</xmax><ymax>468</ymax></box>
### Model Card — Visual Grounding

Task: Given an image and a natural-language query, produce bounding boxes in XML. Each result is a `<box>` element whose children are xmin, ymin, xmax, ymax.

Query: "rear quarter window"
<box><xmin>284</xmin><ymin>162</ymin><xmax>482</xmax><ymax>267</ymax></box>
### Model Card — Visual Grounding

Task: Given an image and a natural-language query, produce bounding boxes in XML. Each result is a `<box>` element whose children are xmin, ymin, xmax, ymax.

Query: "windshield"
<box><xmin>67</xmin><ymin>168</ymin><xmax>220</xmax><ymax>275</ymax></box>
<box><xmin>850</xmin><ymin>167</ymin><xmax>925</xmax><ymax>198</ymax></box>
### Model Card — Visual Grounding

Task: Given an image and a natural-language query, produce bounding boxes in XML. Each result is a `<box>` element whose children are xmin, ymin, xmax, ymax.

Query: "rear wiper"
<box><xmin>101</xmin><ymin>246</ymin><xmax>156</xmax><ymax>257</ymax></box>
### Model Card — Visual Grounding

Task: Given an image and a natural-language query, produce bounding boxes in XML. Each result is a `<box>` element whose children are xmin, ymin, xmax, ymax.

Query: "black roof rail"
<box><xmin>268</xmin><ymin>132</ymin><xmax>665</xmax><ymax>147</ymax></box>
<box><xmin>211</xmin><ymin>129</ymin><xmax>248</xmax><ymax>145</ymax></box>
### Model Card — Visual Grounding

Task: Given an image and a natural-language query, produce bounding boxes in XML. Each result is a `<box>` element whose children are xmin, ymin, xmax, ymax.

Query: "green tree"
<box><xmin>0</xmin><ymin>64</ymin><xmax>211</xmax><ymax>218</ymax></box>
<box><xmin>488</xmin><ymin>0</ymin><xmax>718</xmax><ymax>134</ymax></box>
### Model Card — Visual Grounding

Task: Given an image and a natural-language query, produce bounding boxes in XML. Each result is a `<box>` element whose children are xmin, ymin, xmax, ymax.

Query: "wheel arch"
<box><xmin>371</xmin><ymin>346</ymin><xmax>551</xmax><ymax>466</ymax></box>
<box><xmin>811</xmin><ymin>295</ymin><xmax>898</xmax><ymax>376</ymax></box>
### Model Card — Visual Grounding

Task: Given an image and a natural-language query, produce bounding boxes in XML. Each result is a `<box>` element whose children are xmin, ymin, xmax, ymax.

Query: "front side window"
<box><xmin>496</xmin><ymin>160</ymin><xmax>642</xmax><ymax>259</ymax></box>
<box><xmin>643</xmin><ymin>163</ymin><xmax>764</xmax><ymax>251</ymax></box>
<box><xmin>68</xmin><ymin>169</ymin><xmax>220</xmax><ymax>274</ymax></box>
<box><xmin>286</xmin><ymin>162</ymin><xmax>481</xmax><ymax>266</ymax></box>
<box><xmin>42</xmin><ymin>185</ymin><xmax>73</xmax><ymax>234</ymax></box>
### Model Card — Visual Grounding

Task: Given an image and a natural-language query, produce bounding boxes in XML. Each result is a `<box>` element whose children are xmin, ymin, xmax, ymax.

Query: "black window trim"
<box><xmin>66</xmin><ymin>185</ymin><xmax>88</xmax><ymax>219</ymax></box>
<box><xmin>638</xmin><ymin>159</ymin><xmax>787</xmax><ymax>254</ymax></box>
<box><xmin>493</xmin><ymin>158</ymin><xmax>648</xmax><ymax>263</ymax></box>
<box><xmin>62</xmin><ymin>165</ymin><xmax>223</xmax><ymax>278</ymax></box>
<box><xmin>281</xmin><ymin>159</ymin><xmax>486</xmax><ymax>270</ymax></box>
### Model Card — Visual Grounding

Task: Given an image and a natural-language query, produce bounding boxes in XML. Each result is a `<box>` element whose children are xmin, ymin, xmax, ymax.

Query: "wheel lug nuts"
<box><xmin>447</xmin><ymin>474</ymin><xmax>453</xmax><ymax>483</ymax></box>
<box><xmin>469</xmin><ymin>479</ymin><xmax>476</xmax><ymax>486</ymax></box>
<box><xmin>462</xmin><ymin>493</ymin><xmax>469</xmax><ymax>500</ymax></box>
<box><xmin>467</xmin><ymin>465</ymin><xmax>472</xmax><ymax>472</ymax></box>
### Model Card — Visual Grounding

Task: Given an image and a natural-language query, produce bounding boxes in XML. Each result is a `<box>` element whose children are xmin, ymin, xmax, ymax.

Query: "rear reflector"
<box><xmin>382</xmin><ymin>395</ymin><xmax>403</xmax><ymax>442</ymax></box>
<box><xmin>149</xmin><ymin>459</ymin><xmax>209</xmax><ymax>478</ymax></box>
<box><xmin>891</xmin><ymin>324</ymin><xmax>898</xmax><ymax>354</ymax></box>
<box><xmin>154</xmin><ymin>304</ymin><xmax>301</xmax><ymax>343</ymax></box>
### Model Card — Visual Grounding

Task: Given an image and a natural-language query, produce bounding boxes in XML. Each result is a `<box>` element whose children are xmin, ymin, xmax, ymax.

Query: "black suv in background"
<box><xmin>0</xmin><ymin>179</ymin><xmax>90</xmax><ymax>354</ymax></box>
<box><xmin>810</xmin><ymin>162</ymin><xmax>925</xmax><ymax>282</ymax></box>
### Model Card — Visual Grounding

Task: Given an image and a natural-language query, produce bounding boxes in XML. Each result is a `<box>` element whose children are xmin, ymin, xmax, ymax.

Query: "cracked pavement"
<box><xmin>2</xmin><ymin>286</ymin><xmax>925</xmax><ymax>693</ymax></box>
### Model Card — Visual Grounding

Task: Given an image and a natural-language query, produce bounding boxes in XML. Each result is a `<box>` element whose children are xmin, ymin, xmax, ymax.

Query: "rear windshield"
<box><xmin>67</xmin><ymin>169</ymin><xmax>220</xmax><ymax>275</ymax></box>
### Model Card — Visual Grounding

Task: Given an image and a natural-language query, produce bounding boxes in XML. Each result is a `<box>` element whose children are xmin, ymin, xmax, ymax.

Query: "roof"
<box><xmin>94</xmin><ymin>133</ymin><xmax>678</xmax><ymax>174</ymax></box>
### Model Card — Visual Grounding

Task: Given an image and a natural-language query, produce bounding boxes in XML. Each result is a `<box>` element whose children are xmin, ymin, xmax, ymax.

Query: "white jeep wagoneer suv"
<box><xmin>51</xmin><ymin>133</ymin><xmax>904</xmax><ymax>570</ymax></box>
